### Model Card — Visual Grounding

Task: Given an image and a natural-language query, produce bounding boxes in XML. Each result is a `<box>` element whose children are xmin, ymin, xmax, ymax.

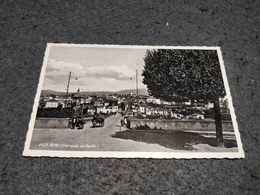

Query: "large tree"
<box><xmin>142</xmin><ymin>49</ymin><xmax>226</xmax><ymax>147</ymax></box>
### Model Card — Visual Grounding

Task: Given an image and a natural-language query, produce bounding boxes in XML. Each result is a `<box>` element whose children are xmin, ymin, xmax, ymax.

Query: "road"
<box><xmin>30</xmin><ymin>114</ymin><xmax>177</xmax><ymax>152</ymax></box>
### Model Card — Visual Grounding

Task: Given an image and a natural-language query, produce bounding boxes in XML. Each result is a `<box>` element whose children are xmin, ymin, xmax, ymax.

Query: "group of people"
<box><xmin>69</xmin><ymin>114</ymin><xmax>85</xmax><ymax>129</ymax></box>
<box><xmin>70</xmin><ymin>110</ymin><xmax>128</xmax><ymax>130</ymax></box>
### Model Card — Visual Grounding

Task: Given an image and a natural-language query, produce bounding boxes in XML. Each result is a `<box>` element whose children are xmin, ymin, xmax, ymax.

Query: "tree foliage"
<box><xmin>142</xmin><ymin>49</ymin><xmax>225</xmax><ymax>102</ymax></box>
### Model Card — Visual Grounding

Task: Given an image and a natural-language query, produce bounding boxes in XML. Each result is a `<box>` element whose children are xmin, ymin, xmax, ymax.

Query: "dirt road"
<box><xmin>30</xmin><ymin>114</ymin><xmax>177</xmax><ymax>152</ymax></box>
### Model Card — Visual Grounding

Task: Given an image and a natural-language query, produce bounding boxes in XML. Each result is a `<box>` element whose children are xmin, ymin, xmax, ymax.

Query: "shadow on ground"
<box><xmin>112</xmin><ymin>130</ymin><xmax>237</xmax><ymax>151</ymax></box>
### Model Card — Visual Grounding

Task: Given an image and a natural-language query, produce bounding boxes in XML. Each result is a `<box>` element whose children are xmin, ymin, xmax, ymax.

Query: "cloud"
<box><xmin>85</xmin><ymin>64</ymin><xmax>135</xmax><ymax>80</ymax></box>
<box><xmin>45</xmin><ymin>59</ymin><xmax>86</xmax><ymax>79</ymax></box>
<box><xmin>45</xmin><ymin>59</ymin><xmax>135</xmax><ymax>82</ymax></box>
<box><xmin>43</xmin><ymin>59</ymin><xmax>138</xmax><ymax>91</ymax></box>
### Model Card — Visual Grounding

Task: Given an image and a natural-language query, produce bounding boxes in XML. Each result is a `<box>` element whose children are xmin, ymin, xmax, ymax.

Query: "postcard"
<box><xmin>23</xmin><ymin>44</ymin><xmax>244</xmax><ymax>158</ymax></box>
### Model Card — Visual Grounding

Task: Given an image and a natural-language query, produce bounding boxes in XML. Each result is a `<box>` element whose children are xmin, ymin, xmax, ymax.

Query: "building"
<box><xmin>111</xmin><ymin>106</ymin><xmax>118</xmax><ymax>113</ymax></box>
<box><xmin>45</xmin><ymin>99</ymin><xmax>62</xmax><ymax>108</ymax></box>
<box><xmin>146</xmin><ymin>97</ymin><xmax>161</xmax><ymax>104</ymax></box>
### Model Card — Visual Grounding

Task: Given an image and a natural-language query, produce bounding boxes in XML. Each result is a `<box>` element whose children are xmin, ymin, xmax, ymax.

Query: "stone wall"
<box><xmin>34</xmin><ymin>117</ymin><xmax>92</xmax><ymax>129</ymax></box>
<box><xmin>34</xmin><ymin>118</ymin><xmax>70</xmax><ymax>128</ymax></box>
<box><xmin>127</xmin><ymin>118</ymin><xmax>234</xmax><ymax>132</ymax></box>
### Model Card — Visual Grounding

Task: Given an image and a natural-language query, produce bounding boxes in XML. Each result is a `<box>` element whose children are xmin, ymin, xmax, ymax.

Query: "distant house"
<box><xmin>106</xmin><ymin>107</ymin><xmax>112</xmax><ymax>113</ymax></box>
<box><xmin>158</xmin><ymin>110</ymin><xmax>164</xmax><ymax>115</ymax></box>
<box><xmin>146</xmin><ymin>97</ymin><xmax>161</xmax><ymax>105</ymax></box>
<box><xmin>84</xmin><ymin>96</ymin><xmax>93</xmax><ymax>104</ymax></box>
<box><xmin>96</xmin><ymin>105</ymin><xmax>104</xmax><ymax>113</ymax></box>
<box><xmin>85</xmin><ymin>105</ymin><xmax>95</xmax><ymax>115</ymax></box>
<box><xmin>205</xmin><ymin>103</ymin><xmax>214</xmax><ymax>109</ymax></box>
<box><xmin>163</xmin><ymin>109</ymin><xmax>172</xmax><ymax>116</ymax></box>
<box><xmin>161</xmin><ymin>100</ymin><xmax>172</xmax><ymax>105</ymax></box>
<box><xmin>45</xmin><ymin>99</ymin><xmax>61</xmax><ymax>108</ymax></box>
<box><xmin>105</xmin><ymin>96</ymin><xmax>118</xmax><ymax>106</ymax></box>
<box><xmin>145</xmin><ymin>107</ymin><xmax>152</xmax><ymax>115</ymax></box>
<box><xmin>153</xmin><ymin>99</ymin><xmax>161</xmax><ymax>105</ymax></box>
<box><xmin>94</xmin><ymin>102</ymin><xmax>103</xmax><ymax>107</ymax></box>
<box><xmin>139</xmin><ymin>105</ymin><xmax>146</xmax><ymax>113</ymax></box>
<box><xmin>111</xmin><ymin>106</ymin><xmax>118</xmax><ymax>113</ymax></box>
<box><xmin>184</xmin><ymin>101</ymin><xmax>191</xmax><ymax>106</ymax></box>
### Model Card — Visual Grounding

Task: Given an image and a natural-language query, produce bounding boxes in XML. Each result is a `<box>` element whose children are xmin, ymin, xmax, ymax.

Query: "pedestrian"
<box><xmin>120</xmin><ymin>116</ymin><xmax>125</xmax><ymax>131</ymax></box>
<box><xmin>124</xmin><ymin>117</ymin><xmax>127</xmax><ymax>126</ymax></box>
<box><xmin>120</xmin><ymin>117</ymin><xmax>125</xmax><ymax>126</ymax></box>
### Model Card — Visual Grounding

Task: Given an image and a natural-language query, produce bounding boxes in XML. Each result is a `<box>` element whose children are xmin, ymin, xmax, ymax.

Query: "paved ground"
<box><xmin>30</xmin><ymin>114</ymin><xmax>177</xmax><ymax>152</ymax></box>
<box><xmin>30</xmin><ymin>114</ymin><xmax>238</xmax><ymax>152</ymax></box>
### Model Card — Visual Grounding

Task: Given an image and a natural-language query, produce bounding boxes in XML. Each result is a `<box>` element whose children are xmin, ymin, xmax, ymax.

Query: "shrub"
<box><xmin>37</xmin><ymin>108</ymin><xmax>75</xmax><ymax>118</ymax></box>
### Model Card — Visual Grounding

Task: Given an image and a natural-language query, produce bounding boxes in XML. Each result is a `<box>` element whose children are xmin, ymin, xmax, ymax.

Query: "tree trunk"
<box><xmin>213</xmin><ymin>98</ymin><xmax>224</xmax><ymax>147</ymax></box>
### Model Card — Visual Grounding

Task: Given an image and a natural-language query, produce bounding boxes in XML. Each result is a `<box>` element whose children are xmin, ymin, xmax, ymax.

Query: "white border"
<box><xmin>23</xmin><ymin>44</ymin><xmax>245</xmax><ymax>159</ymax></box>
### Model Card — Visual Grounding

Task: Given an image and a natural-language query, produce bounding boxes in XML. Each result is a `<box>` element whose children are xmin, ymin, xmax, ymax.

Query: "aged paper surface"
<box><xmin>23</xmin><ymin>44</ymin><xmax>244</xmax><ymax>158</ymax></box>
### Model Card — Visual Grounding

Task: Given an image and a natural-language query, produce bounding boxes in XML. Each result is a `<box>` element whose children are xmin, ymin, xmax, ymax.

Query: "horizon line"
<box><xmin>41</xmin><ymin>88</ymin><xmax>148</xmax><ymax>93</ymax></box>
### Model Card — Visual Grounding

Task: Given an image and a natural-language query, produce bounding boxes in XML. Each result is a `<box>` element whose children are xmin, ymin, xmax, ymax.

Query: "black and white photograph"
<box><xmin>23</xmin><ymin>44</ymin><xmax>244</xmax><ymax>158</ymax></box>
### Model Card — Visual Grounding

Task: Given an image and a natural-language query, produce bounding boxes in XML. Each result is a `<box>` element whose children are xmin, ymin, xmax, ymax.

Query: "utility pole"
<box><xmin>65</xmin><ymin>71</ymin><xmax>71</xmax><ymax>107</ymax></box>
<box><xmin>136</xmin><ymin>68</ymin><xmax>138</xmax><ymax>97</ymax></box>
<box><xmin>136</xmin><ymin>66</ymin><xmax>139</xmax><ymax>116</ymax></box>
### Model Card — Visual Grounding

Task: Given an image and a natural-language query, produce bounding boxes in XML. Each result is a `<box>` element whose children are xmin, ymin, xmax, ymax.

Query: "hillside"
<box><xmin>41</xmin><ymin>90</ymin><xmax>66</xmax><ymax>96</ymax></box>
<box><xmin>41</xmin><ymin>88</ymin><xmax>149</xmax><ymax>96</ymax></box>
<box><xmin>116</xmin><ymin>88</ymin><xmax>148</xmax><ymax>96</ymax></box>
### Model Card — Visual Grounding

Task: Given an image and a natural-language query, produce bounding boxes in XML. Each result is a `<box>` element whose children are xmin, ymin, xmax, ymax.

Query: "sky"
<box><xmin>42</xmin><ymin>45</ymin><xmax>148</xmax><ymax>92</ymax></box>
